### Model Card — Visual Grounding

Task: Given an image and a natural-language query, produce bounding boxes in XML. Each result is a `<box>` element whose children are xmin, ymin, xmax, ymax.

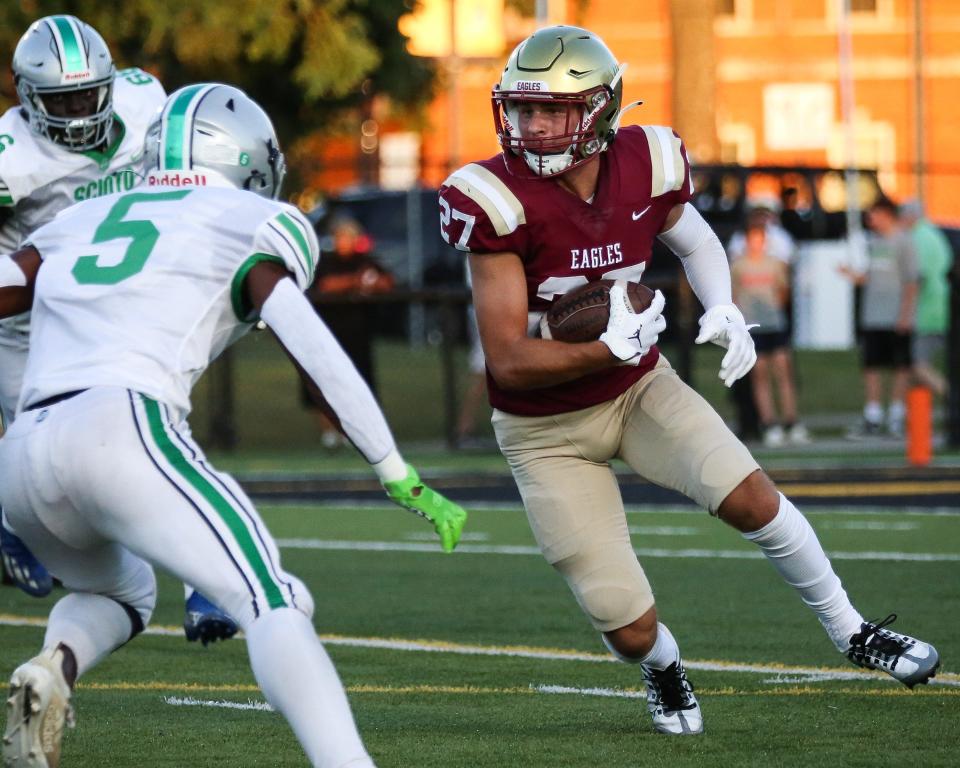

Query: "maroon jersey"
<box><xmin>439</xmin><ymin>125</ymin><xmax>693</xmax><ymax>416</ymax></box>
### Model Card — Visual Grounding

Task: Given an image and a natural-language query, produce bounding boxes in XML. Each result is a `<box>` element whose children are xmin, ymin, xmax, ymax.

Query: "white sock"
<box><xmin>864</xmin><ymin>401</ymin><xmax>883</xmax><ymax>425</ymax></box>
<box><xmin>246</xmin><ymin>608</ymin><xmax>376</xmax><ymax>768</ymax></box>
<box><xmin>743</xmin><ymin>493</ymin><xmax>864</xmax><ymax>650</ymax></box>
<box><xmin>44</xmin><ymin>593</ymin><xmax>139</xmax><ymax>678</ymax></box>
<box><xmin>640</xmin><ymin>623</ymin><xmax>681</xmax><ymax>669</ymax></box>
<box><xmin>888</xmin><ymin>400</ymin><xmax>906</xmax><ymax>427</ymax></box>
<box><xmin>603</xmin><ymin>623</ymin><xmax>681</xmax><ymax>669</ymax></box>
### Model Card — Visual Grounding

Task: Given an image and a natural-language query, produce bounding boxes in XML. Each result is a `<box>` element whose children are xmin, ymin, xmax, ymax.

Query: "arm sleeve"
<box><xmin>658</xmin><ymin>202</ymin><xmax>732</xmax><ymax>309</ymax></box>
<box><xmin>260</xmin><ymin>277</ymin><xmax>398</xmax><ymax>465</ymax></box>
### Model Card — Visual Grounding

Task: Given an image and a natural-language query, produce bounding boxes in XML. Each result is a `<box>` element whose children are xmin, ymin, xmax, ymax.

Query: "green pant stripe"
<box><xmin>142</xmin><ymin>397</ymin><xmax>286</xmax><ymax>609</ymax></box>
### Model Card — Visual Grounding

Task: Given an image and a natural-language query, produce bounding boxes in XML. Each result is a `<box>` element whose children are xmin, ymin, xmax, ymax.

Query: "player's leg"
<box><xmin>183</xmin><ymin>582</ymin><xmax>239</xmax><ymax>645</ymax></box>
<box><xmin>0</xmin><ymin>405</ymin><xmax>155</xmax><ymax>768</ymax></box>
<box><xmin>625</xmin><ymin>358</ymin><xmax>938</xmax><ymax>688</ymax></box>
<box><xmin>111</xmin><ymin>392</ymin><xmax>371</xmax><ymax>767</ymax></box>
<box><xmin>0</xmin><ymin>338</ymin><xmax>52</xmax><ymax>597</ymax></box>
<box><xmin>493</xmin><ymin>396</ymin><xmax>701</xmax><ymax>735</ymax></box>
<box><xmin>3</xmin><ymin>543</ymin><xmax>157</xmax><ymax>768</ymax></box>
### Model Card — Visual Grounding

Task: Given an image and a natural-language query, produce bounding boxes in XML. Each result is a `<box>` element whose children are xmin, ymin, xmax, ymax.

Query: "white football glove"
<box><xmin>695</xmin><ymin>303</ymin><xmax>758</xmax><ymax>387</ymax></box>
<box><xmin>599</xmin><ymin>285</ymin><xmax>666</xmax><ymax>366</ymax></box>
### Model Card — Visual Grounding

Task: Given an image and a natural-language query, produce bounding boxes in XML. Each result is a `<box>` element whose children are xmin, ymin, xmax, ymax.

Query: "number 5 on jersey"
<box><xmin>72</xmin><ymin>190</ymin><xmax>192</xmax><ymax>285</ymax></box>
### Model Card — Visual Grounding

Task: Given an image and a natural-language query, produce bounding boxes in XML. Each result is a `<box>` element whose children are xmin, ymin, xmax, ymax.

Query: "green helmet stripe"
<box><xmin>161</xmin><ymin>84</ymin><xmax>211</xmax><ymax>171</ymax></box>
<box><xmin>50</xmin><ymin>16</ymin><xmax>87</xmax><ymax>74</ymax></box>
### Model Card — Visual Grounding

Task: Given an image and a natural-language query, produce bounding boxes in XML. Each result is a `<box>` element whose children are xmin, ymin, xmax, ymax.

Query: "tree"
<box><xmin>1</xmin><ymin>0</ymin><xmax>437</xmax><ymax>190</ymax></box>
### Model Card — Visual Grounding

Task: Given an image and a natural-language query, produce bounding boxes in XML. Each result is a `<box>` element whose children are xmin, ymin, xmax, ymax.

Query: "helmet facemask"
<box><xmin>492</xmin><ymin>25</ymin><xmax>627</xmax><ymax>178</ymax></box>
<box><xmin>493</xmin><ymin>78</ymin><xmax>621</xmax><ymax>177</ymax></box>
<box><xmin>12</xmin><ymin>15</ymin><xmax>116</xmax><ymax>153</ymax></box>
<box><xmin>18</xmin><ymin>81</ymin><xmax>114</xmax><ymax>151</ymax></box>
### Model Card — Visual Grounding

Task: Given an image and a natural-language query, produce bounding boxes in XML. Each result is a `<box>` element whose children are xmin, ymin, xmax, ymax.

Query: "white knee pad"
<box><xmin>556</xmin><ymin>551</ymin><xmax>654</xmax><ymax>633</ymax></box>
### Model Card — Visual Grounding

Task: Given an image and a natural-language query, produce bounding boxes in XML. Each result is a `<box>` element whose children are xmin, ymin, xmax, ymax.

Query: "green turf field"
<box><xmin>2</xmin><ymin>501</ymin><xmax>956</xmax><ymax>766</ymax></box>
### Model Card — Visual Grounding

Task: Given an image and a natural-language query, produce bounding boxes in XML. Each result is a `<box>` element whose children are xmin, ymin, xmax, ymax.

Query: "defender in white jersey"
<box><xmin>0</xmin><ymin>83</ymin><xmax>467</xmax><ymax>768</ymax></box>
<box><xmin>0</xmin><ymin>15</ymin><xmax>234</xmax><ymax>644</ymax></box>
<box><xmin>0</xmin><ymin>14</ymin><xmax>164</xmax><ymax>600</ymax></box>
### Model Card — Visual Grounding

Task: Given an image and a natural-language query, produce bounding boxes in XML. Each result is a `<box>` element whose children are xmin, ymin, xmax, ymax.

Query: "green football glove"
<box><xmin>383</xmin><ymin>464</ymin><xmax>467</xmax><ymax>553</ymax></box>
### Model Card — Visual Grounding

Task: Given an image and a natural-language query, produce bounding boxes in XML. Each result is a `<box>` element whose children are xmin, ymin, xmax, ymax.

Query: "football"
<box><xmin>539</xmin><ymin>279</ymin><xmax>655</xmax><ymax>343</ymax></box>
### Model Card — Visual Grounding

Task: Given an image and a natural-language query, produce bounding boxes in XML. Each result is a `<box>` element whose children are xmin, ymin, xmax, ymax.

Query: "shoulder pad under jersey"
<box><xmin>637</xmin><ymin>125</ymin><xmax>693</xmax><ymax>199</ymax></box>
<box><xmin>439</xmin><ymin>162</ymin><xmax>527</xmax><ymax>253</ymax></box>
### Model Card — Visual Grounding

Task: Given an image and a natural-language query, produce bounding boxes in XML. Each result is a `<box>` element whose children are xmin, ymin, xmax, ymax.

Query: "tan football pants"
<box><xmin>493</xmin><ymin>356</ymin><xmax>759</xmax><ymax>632</ymax></box>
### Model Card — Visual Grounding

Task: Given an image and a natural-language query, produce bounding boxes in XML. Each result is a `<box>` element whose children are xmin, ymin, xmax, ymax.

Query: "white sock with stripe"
<box><xmin>246</xmin><ymin>607</ymin><xmax>375</xmax><ymax>768</ymax></box>
<box><xmin>742</xmin><ymin>493</ymin><xmax>864</xmax><ymax>651</ymax></box>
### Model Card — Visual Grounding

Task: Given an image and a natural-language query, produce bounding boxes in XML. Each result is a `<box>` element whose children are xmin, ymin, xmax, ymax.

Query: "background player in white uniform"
<box><xmin>0</xmin><ymin>14</ymin><xmax>163</xmax><ymax>598</ymax></box>
<box><xmin>0</xmin><ymin>83</ymin><xmax>466</xmax><ymax>768</ymax></box>
<box><xmin>0</xmin><ymin>15</ymin><xmax>235</xmax><ymax>644</ymax></box>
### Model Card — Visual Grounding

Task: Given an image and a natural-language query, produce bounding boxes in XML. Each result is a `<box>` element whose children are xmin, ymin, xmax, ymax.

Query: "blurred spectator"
<box><xmin>900</xmin><ymin>199</ymin><xmax>953</xmax><ymax>397</ymax></box>
<box><xmin>731</xmin><ymin>222</ymin><xmax>809</xmax><ymax>447</ymax></box>
<box><xmin>727</xmin><ymin>204</ymin><xmax>796</xmax><ymax>264</ymax></box>
<box><xmin>303</xmin><ymin>216</ymin><xmax>395</xmax><ymax>447</ymax></box>
<box><xmin>838</xmin><ymin>198</ymin><xmax>919</xmax><ymax>438</ymax></box>
<box><xmin>456</xmin><ymin>311</ymin><xmax>488</xmax><ymax>445</ymax></box>
<box><xmin>779</xmin><ymin>186</ymin><xmax>814</xmax><ymax>241</ymax></box>
<box><xmin>726</xmin><ymin>205</ymin><xmax>796</xmax><ymax>441</ymax></box>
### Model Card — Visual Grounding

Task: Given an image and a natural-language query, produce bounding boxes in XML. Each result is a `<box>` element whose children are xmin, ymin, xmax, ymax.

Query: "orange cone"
<box><xmin>906</xmin><ymin>385</ymin><xmax>933</xmax><ymax>466</ymax></box>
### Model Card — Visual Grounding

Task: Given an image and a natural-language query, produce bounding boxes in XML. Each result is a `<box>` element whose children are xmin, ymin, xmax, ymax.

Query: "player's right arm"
<box><xmin>468</xmin><ymin>250</ymin><xmax>619</xmax><ymax>390</ymax></box>
<box><xmin>0</xmin><ymin>246</ymin><xmax>41</xmax><ymax>317</ymax></box>
<box><xmin>242</xmin><ymin>244</ymin><xmax>466</xmax><ymax>553</ymax></box>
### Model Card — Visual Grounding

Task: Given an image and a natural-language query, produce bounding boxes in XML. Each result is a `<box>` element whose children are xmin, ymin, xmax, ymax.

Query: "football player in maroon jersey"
<box><xmin>438</xmin><ymin>25</ymin><xmax>939</xmax><ymax>735</ymax></box>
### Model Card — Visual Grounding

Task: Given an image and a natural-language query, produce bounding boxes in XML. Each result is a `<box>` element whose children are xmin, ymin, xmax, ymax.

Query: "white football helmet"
<box><xmin>143</xmin><ymin>83</ymin><xmax>286</xmax><ymax>199</ymax></box>
<box><xmin>12</xmin><ymin>15</ymin><xmax>115</xmax><ymax>151</ymax></box>
<box><xmin>493</xmin><ymin>26</ymin><xmax>626</xmax><ymax>177</ymax></box>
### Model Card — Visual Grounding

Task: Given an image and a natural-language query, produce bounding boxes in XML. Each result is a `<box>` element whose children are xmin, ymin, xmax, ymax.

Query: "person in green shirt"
<box><xmin>901</xmin><ymin>200</ymin><xmax>954</xmax><ymax>396</ymax></box>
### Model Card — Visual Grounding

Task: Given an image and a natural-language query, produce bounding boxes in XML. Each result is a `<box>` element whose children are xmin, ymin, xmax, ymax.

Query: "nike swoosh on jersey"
<box><xmin>632</xmin><ymin>206</ymin><xmax>652</xmax><ymax>220</ymax></box>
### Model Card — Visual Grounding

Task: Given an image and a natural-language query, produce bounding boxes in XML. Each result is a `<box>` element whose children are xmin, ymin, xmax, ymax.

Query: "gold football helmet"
<box><xmin>493</xmin><ymin>26</ymin><xmax>626</xmax><ymax>177</ymax></box>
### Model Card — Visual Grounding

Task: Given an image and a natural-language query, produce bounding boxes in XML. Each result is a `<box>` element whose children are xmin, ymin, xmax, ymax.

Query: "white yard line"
<box><xmin>2</xmin><ymin>613</ymin><xmax>956</xmax><ymax>688</ymax></box>
<box><xmin>263</xmin><ymin>500</ymin><xmax>960</xmax><ymax>516</ymax></box>
<box><xmin>273</xmin><ymin>537</ymin><xmax>960</xmax><ymax>563</ymax></box>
